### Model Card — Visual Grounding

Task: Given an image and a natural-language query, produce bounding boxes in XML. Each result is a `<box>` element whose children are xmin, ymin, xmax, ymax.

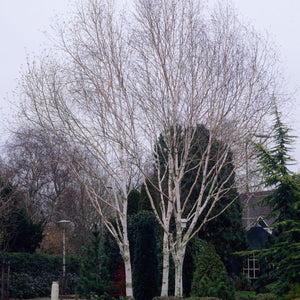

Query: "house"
<box><xmin>240</xmin><ymin>190</ymin><xmax>275</xmax><ymax>279</ymax></box>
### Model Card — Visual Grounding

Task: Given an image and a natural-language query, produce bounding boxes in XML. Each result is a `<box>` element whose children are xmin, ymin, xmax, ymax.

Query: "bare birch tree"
<box><xmin>19</xmin><ymin>0</ymin><xmax>281</xmax><ymax>297</ymax></box>
<box><xmin>20</xmin><ymin>0</ymin><xmax>138</xmax><ymax>296</ymax></box>
<box><xmin>130</xmin><ymin>0</ymin><xmax>278</xmax><ymax>296</ymax></box>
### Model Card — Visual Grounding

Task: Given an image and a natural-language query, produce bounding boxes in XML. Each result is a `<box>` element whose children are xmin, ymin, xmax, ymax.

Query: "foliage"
<box><xmin>0</xmin><ymin>252</ymin><xmax>80</xmax><ymax>297</ymax></box>
<box><xmin>191</xmin><ymin>243</ymin><xmax>235</xmax><ymax>300</ymax></box>
<box><xmin>3</xmin><ymin>208</ymin><xmax>44</xmax><ymax>253</ymax></box>
<box><xmin>128</xmin><ymin>189</ymin><xmax>141</xmax><ymax>216</ymax></box>
<box><xmin>102</xmin><ymin>222</ymin><xmax>123</xmax><ymax>283</ymax></box>
<box><xmin>76</xmin><ymin>224</ymin><xmax>110</xmax><ymax>298</ymax></box>
<box><xmin>153</xmin><ymin>125</ymin><xmax>247</xmax><ymax>269</ymax></box>
<box><xmin>182</xmin><ymin>127</ymin><xmax>247</xmax><ymax>273</ymax></box>
<box><xmin>103</xmin><ymin>212</ymin><xmax>161</xmax><ymax>298</ymax></box>
<box><xmin>183</xmin><ymin>238</ymin><xmax>205</xmax><ymax>296</ymax></box>
<box><xmin>252</xmin><ymin>109</ymin><xmax>300</xmax><ymax>298</ymax></box>
<box><xmin>232</xmin><ymin>274</ymin><xmax>253</xmax><ymax>291</ymax></box>
<box><xmin>0</xmin><ymin>177</ymin><xmax>44</xmax><ymax>253</ymax></box>
<box><xmin>133</xmin><ymin>213</ymin><xmax>160</xmax><ymax>300</ymax></box>
<box><xmin>139</xmin><ymin>181</ymin><xmax>159</xmax><ymax>212</ymax></box>
<box><xmin>285</xmin><ymin>283</ymin><xmax>300</xmax><ymax>300</ymax></box>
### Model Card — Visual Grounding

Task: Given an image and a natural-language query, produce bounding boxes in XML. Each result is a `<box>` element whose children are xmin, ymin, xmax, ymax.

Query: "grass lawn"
<box><xmin>236</xmin><ymin>290</ymin><xmax>256</xmax><ymax>298</ymax></box>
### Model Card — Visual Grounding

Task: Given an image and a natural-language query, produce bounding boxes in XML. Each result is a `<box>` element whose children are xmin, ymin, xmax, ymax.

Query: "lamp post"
<box><xmin>57</xmin><ymin>219</ymin><xmax>71</xmax><ymax>295</ymax></box>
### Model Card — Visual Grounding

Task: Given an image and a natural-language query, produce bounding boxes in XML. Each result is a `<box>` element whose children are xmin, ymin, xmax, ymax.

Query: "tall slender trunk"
<box><xmin>161</xmin><ymin>231</ymin><xmax>170</xmax><ymax>296</ymax></box>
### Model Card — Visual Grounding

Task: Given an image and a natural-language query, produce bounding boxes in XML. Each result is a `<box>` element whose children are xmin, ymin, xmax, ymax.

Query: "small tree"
<box><xmin>191</xmin><ymin>243</ymin><xmax>235</xmax><ymax>299</ymax></box>
<box><xmin>76</xmin><ymin>225</ymin><xmax>110</xmax><ymax>298</ymax></box>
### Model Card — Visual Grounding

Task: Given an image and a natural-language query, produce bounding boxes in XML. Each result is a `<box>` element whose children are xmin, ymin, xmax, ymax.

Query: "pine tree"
<box><xmin>253</xmin><ymin>108</ymin><xmax>300</xmax><ymax>299</ymax></box>
<box><xmin>76</xmin><ymin>224</ymin><xmax>110</xmax><ymax>298</ymax></box>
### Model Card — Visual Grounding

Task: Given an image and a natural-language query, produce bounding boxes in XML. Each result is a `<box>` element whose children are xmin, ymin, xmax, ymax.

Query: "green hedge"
<box><xmin>0</xmin><ymin>252</ymin><xmax>81</xmax><ymax>298</ymax></box>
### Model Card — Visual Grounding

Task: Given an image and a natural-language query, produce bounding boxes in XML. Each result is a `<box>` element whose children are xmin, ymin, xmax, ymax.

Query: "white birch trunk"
<box><xmin>174</xmin><ymin>254</ymin><xmax>184</xmax><ymax>297</ymax></box>
<box><xmin>161</xmin><ymin>231</ymin><xmax>170</xmax><ymax>296</ymax></box>
<box><xmin>123</xmin><ymin>242</ymin><xmax>133</xmax><ymax>297</ymax></box>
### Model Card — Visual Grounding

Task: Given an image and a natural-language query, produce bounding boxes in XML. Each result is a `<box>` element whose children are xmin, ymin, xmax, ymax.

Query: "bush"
<box><xmin>285</xmin><ymin>283</ymin><xmax>300</xmax><ymax>300</ymax></box>
<box><xmin>254</xmin><ymin>294</ymin><xmax>277</xmax><ymax>300</ymax></box>
<box><xmin>232</xmin><ymin>274</ymin><xmax>253</xmax><ymax>291</ymax></box>
<box><xmin>191</xmin><ymin>243</ymin><xmax>235</xmax><ymax>300</ymax></box>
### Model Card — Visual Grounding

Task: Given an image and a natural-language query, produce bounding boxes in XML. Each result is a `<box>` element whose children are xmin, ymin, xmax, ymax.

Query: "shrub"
<box><xmin>232</xmin><ymin>274</ymin><xmax>253</xmax><ymax>291</ymax></box>
<box><xmin>285</xmin><ymin>283</ymin><xmax>300</xmax><ymax>300</ymax></box>
<box><xmin>0</xmin><ymin>252</ymin><xmax>81</xmax><ymax>297</ymax></box>
<box><xmin>191</xmin><ymin>243</ymin><xmax>235</xmax><ymax>300</ymax></box>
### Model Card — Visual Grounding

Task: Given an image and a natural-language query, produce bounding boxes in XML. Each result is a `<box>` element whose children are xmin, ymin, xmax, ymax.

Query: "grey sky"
<box><xmin>0</xmin><ymin>0</ymin><xmax>299</xmax><ymax>171</ymax></box>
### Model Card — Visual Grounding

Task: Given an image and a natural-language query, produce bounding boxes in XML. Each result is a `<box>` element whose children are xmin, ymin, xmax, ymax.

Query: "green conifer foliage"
<box><xmin>133</xmin><ymin>213</ymin><xmax>160</xmax><ymax>300</ymax></box>
<box><xmin>253</xmin><ymin>109</ymin><xmax>300</xmax><ymax>298</ymax></box>
<box><xmin>76</xmin><ymin>224</ymin><xmax>110</xmax><ymax>298</ymax></box>
<box><xmin>127</xmin><ymin>189</ymin><xmax>141</xmax><ymax>216</ymax></box>
<box><xmin>191</xmin><ymin>243</ymin><xmax>235</xmax><ymax>299</ymax></box>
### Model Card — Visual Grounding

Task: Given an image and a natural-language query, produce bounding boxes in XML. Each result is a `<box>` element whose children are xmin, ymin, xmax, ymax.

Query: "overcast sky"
<box><xmin>0</xmin><ymin>0</ymin><xmax>299</xmax><ymax>172</ymax></box>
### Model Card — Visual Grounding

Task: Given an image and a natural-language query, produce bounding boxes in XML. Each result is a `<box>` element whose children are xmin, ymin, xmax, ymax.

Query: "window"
<box><xmin>243</xmin><ymin>253</ymin><xmax>260</xmax><ymax>279</ymax></box>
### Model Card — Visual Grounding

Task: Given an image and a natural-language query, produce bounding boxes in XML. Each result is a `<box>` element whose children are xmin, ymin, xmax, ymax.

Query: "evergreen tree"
<box><xmin>0</xmin><ymin>177</ymin><xmax>44</xmax><ymax>253</ymax></box>
<box><xmin>133</xmin><ymin>213</ymin><xmax>160</xmax><ymax>300</ymax></box>
<box><xmin>191</xmin><ymin>243</ymin><xmax>235</xmax><ymax>299</ymax></box>
<box><xmin>253</xmin><ymin>109</ymin><xmax>300</xmax><ymax>298</ymax></box>
<box><xmin>76</xmin><ymin>224</ymin><xmax>110</xmax><ymax>298</ymax></box>
<box><xmin>150</xmin><ymin>125</ymin><xmax>247</xmax><ymax>284</ymax></box>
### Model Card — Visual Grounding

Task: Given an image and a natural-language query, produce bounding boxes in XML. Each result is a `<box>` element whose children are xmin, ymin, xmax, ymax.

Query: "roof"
<box><xmin>240</xmin><ymin>190</ymin><xmax>276</xmax><ymax>231</ymax></box>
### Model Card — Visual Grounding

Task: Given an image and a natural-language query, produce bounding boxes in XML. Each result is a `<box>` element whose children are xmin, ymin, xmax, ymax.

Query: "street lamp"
<box><xmin>57</xmin><ymin>219</ymin><xmax>71</xmax><ymax>295</ymax></box>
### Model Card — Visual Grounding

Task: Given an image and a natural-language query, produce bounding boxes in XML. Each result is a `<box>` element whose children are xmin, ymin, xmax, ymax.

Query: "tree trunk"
<box><xmin>161</xmin><ymin>231</ymin><xmax>170</xmax><ymax>296</ymax></box>
<box><xmin>123</xmin><ymin>241</ymin><xmax>133</xmax><ymax>297</ymax></box>
<box><xmin>174</xmin><ymin>252</ymin><xmax>184</xmax><ymax>297</ymax></box>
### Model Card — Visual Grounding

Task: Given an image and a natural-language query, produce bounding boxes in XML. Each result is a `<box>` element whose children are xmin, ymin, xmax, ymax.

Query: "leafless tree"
<box><xmin>4</xmin><ymin>127</ymin><xmax>110</xmax><ymax>253</ymax></box>
<box><xmin>21</xmin><ymin>0</ymin><xmax>138</xmax><ymax>295</ymax></box>
<box><xmin>131</xmin><ymin>0</ymin><xmax>278</xmax><ymax>296</ymax></box>
<box><xmin>19</xmin><ymin>0</ymin><xmax>281</xmax><ymax>296</ymax></box>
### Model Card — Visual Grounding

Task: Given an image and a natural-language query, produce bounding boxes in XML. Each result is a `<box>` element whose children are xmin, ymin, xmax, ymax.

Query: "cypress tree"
<box><xmin>133</xmin><ymin>213</ymin><xmax>159</xmax><ymax>300</ymax></box>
